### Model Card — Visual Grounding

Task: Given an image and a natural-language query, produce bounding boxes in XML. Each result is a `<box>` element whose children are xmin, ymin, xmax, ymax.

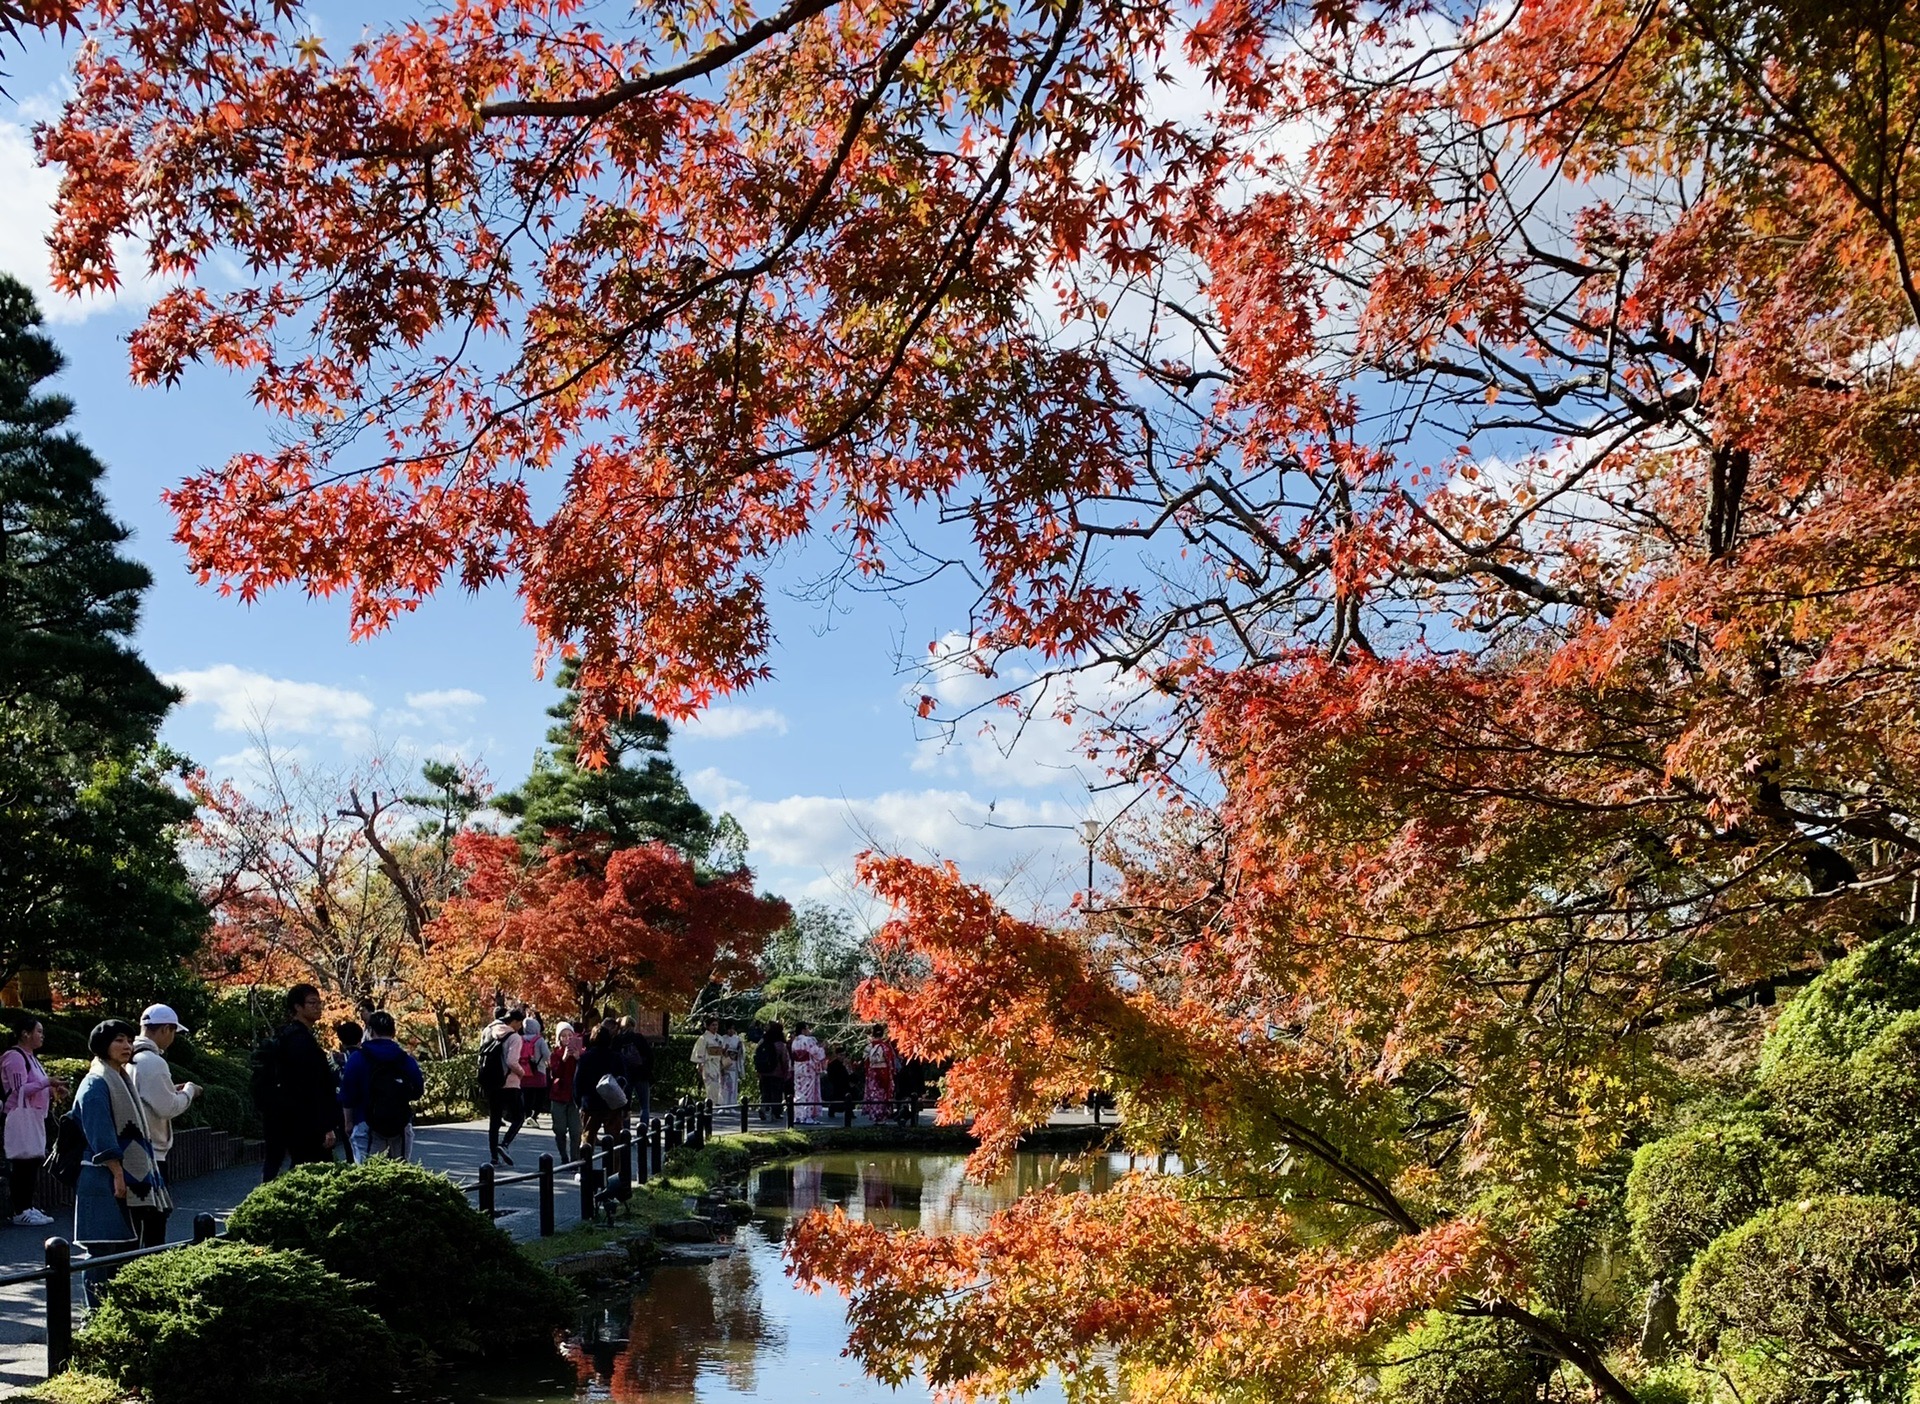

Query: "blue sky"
<box><xmin>0</xmin><ymin>45</ymin><xmax>1123</xmax><ymax>923</ymax></box>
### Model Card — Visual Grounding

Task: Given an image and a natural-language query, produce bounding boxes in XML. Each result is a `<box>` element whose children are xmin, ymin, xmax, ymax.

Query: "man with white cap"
<box><xmin>129</xmin><ymin>1003</ymin><xmax>201</xmax><ymax>1246</ymax></box>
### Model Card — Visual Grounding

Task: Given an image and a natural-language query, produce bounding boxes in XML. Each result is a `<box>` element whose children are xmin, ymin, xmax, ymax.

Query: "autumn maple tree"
<box><xmin>29</xmin><ymin>0</ymin><xmax>1920</xmax><ymax>1393</ymax></box>
<box><xmin>430</xmin><ymin>829</ymin><xmax>787</xmax><ymax>1023</ymax></box>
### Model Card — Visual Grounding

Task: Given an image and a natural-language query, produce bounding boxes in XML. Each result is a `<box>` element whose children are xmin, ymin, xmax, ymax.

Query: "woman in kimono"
<box><xmin>718</xmin><ymin>1020</ymin><xmax>745</xmax><ymax>1110</ymax></box>
<box><xmin>789</xmin><ymin>1021</ymin><xmax>826</xmax><ymax>1123</ymax></box>
<box><xmin>691</xmin><ymin>1017</ymin><xmax>729</xmax><ymax>1107</ymax></box>
<box><xmin>861</xmin><ymin>1025</ymin><xmax>897</xmax><ymax>1121</ymax></box>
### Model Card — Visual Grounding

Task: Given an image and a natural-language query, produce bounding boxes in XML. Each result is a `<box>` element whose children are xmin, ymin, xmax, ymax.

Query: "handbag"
<box><xmin>594</xmin><ymin>1074</ymin><xmax>629</xmax><ymax>1111</ymax></box>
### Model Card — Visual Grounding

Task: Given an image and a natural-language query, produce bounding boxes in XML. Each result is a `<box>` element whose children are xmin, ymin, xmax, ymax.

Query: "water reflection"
<box><xmin>475</xmin><ymin>1151</ymin><xmax>1158</xmax><ymax>1403</ymax></box>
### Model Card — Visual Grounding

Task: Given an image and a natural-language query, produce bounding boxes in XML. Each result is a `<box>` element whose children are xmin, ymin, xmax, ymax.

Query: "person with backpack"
<box><xmin>128</xmin><ymin>1004</ymin><xmax>201</xmax><ymax>1245</ymax></box>
<box><xmin>519</xmin><ymin>1014</ymin><xmax>551</xmax><ymax>1128</ymax></box>
<box><xmin>72</xmin><ymin>1020</ymin><xmax>168</xmax><ymax>1302</ymax></box>
<box><xmin>252</xmin><ymin>984</ymin><xmax>340</xmax><ymax>1182</ymax></box>
<box><xmin>479</xmin><ymin>1007</ymin><xmax>526</xmax><ymax>1166</ymax></box>
<box><xmin>3</xmin><ymin>1015</ymin><xmax>67</xmax><ymax>1226</ymax></box>
<box><xmin>339</xmin><ymin>1011</ymin><xmax>424</xmax><ymax>1161</ymax></box>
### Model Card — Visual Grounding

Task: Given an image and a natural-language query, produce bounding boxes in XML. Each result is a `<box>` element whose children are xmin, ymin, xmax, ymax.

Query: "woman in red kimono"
<box><xmin>861</xmin><ymin>1025</ymin><xmax>897</xmax><ymax>1121</ymax></box>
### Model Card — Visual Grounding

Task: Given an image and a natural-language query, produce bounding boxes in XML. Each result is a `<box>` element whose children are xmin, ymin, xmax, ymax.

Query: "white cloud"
<box><xmin>0</xmin><ymin>122</ymin><xmax>63</xmax><ymax>315</ymax></box>
<box><xmin>906</xmin><ymin>633</ymin><xmax>1151</xmax><ymax>789</ymax></box>
<box><xmin>676</xmin><ymin>705</ymin><xmax>789</xmax><ymax>741</ymax></box>
<box><xmin>163</xmin><ymin>664</ymin><xmax>376</xmax><ymax>738</ymax></box>
<box><xmin>403</xmin><ymin>688</ymin><xmax>487</xmax><ymax>713</ymax></box>
<box><xmin>687</xmin><ymin>765</ymin><xmax>1095</xmax><ymax>894</ymax></box>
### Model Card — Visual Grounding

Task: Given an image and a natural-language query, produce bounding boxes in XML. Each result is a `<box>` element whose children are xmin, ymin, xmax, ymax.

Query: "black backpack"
<box><xmin>364</xmin><ymin>1056</ymin><xmax>413</xmax><ymax>1137</ymax></box>
<box><xmin>43</xmin><ymin>1109</ymin><xmax>87</xmax><ymax>1188</ymax></box>
<box><xmin>476</xmin><ymin>1033</ymin><xmax>509</xmax><ymax>1093</ymax></box>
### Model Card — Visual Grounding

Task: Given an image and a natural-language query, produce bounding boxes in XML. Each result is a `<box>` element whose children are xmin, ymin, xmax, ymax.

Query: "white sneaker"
<box><xmin>12</xmin><ymin>1209</ymin><xmax>53</xmax><ymax>1227</ymax></box>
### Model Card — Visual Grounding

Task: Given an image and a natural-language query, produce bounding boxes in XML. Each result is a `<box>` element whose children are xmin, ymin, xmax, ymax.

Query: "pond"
<box><xmin>465</xmin><ymin>1150</ymin><xmax>1148</xmax><ymax>1403</ymax></box>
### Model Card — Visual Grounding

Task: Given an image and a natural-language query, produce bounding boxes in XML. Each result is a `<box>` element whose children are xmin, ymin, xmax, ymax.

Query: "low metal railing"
<box><xmin>0</xmin><ymin>1212</ymin><xmax>221</xmax><ymax>1376</ymax></box>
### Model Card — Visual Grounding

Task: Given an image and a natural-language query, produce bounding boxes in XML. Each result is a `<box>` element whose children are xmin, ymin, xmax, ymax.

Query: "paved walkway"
<box><xmin>0</xmin><ymin>1105</ymin><xmax>1117</xmax><ymax>1394</ymax></box>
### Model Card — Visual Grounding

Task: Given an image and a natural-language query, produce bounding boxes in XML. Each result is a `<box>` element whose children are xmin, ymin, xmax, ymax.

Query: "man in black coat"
<box><xmin>253</xmin><ymin>983</ymin><xmax>339</xmax><ymax>1181</ymax></box>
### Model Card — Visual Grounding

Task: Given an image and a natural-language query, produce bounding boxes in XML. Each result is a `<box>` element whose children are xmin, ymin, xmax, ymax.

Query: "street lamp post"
<box><xmin>1081</xmin><ymin>819</ymin><xmax>1101</xmax><ymax>895</ymax></box>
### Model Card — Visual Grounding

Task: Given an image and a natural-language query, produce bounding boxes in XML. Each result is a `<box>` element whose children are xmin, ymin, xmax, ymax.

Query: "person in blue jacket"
<box><xmin>72</xmin><ymin>1019</ymin><xmax>170</xmax><ymax>1302</ymax></box>
<box><xmin>338</xmin><ymin>1010</ymin><xmax>425</xmax><ymax>1161</ymax></box>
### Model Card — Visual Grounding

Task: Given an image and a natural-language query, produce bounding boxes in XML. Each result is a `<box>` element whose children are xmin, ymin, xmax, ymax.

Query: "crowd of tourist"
<box><xmin>0</xmin><ymin>986</ymin><xmax>927</xmax><ymax>1298</ymax></box>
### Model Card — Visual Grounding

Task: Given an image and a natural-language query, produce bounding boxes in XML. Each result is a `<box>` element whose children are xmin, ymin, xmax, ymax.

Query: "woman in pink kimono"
<box><xmin>789</xmin><ymin>1022</ymin><xmax>826</xmax><ymax>1123</ymax></box>
<box><xmin>861</xmin><ymin>1025</ymin><xmax>897</xmax><ymax>1121</ymax></box>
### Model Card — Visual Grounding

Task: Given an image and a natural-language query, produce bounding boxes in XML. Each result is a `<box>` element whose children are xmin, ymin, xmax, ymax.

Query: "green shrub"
<box><xmin>72</xmin><ymin>1241</ymin><xmax>404</xmax><ymax>1404</ymax></box>
<box><xmin>1679</xmin><ymin>1195</ymin><xmax>1920</xmax><ymax>1394</ymax></box>
<box><xmin>1627</xmin><ymin>1116</ymin><xmax>1774</xmax><ymax>1278</ymax></box>
<box><xmin>1377</xmin><ymin>1313</ymin><xmax>1538</xmax><ymax>1404</ymax></box>
<box><xmin>418</xmin><ymin>1054</ymin><xmax>485</xmax><ymax>1121</ymax></box>
<box><xmin>1759</xmin><ymin>929</ymin><xmax>1920</xmax><ymax>1080</ymax></box>
<box><xmin>226</xmin><ymin>1157</ymin><xmax>576</xmax><ymax>1360</ymax></box>
<box><xmin>1761</xmin><ymin>1013</ymin><xmax>1920</xmax><ymax>1204</ymax></box>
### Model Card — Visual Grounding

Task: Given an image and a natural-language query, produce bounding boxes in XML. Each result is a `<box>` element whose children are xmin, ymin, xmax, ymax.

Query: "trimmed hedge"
<box><xmin>1758</xmin><ymin>928</ymin><xmax>1920</xmax><ymax>1080</ymax></box>
<box><xmin>1679</xmin><ymin>1195</ymin><xmax>1920</xmax><ymax>1392</ymax></box>
<box><xmin>226</xmin><ymin>1158</ymin><xmax>576</xmax><ymax>1360</ymax></box>
<box><xmin>72</xmin><ymin>1241</ymin><xmax>405</xmax><ymax>1404</ymax></box>
<box><xmin>1626</xmin><ymin>1115</ymin><xmax>1774</xmax><ymax>1278</ymax></box>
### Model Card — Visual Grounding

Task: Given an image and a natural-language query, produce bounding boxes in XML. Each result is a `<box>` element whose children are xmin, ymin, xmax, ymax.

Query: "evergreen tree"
<box><xmin>0</xmin><ymin>273</ymin><xmax>203</xmax><ymax>996</ymax></box>
<box><xmin>496</xmin><ymin>663</ymin><xmax>718</xmax><ymax>861</ymax></box>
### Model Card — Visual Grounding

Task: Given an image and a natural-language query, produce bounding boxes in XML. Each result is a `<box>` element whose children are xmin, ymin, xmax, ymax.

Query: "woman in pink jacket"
<box><xmin>3</xmin><ymin>1016</ymin><xmax>69</xmax><ymax>1226</ymax></box>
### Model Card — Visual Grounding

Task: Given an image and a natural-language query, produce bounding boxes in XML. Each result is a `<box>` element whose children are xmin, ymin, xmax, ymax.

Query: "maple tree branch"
<box><xmin>1469</xmin><ymin>1299</ymin><xmax>1641</xmax><ymax>1404</ymax></box>
<box><xmin>477</xmin><ymin>0</ymin><xmax>842</xmax><ymax>121</ymax></box>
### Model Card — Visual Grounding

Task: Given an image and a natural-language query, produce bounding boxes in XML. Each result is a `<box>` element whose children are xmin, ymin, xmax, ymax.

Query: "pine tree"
<box><xmin>496</xmin><ymin>663</ymin><xmax>718</xmax><ymax>861</ymax></box>
<box><xmin>0</xmin><ymin>272</ymin><xmax>203</xmax><ymax>999</ymax></box>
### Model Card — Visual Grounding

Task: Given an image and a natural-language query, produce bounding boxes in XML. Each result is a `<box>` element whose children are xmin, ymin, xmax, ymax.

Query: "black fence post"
<box><xmin>478</xmin><ymin>1163</ymin><xmax>495</xmax><ymax>1219</ymax></box>
<box><xmin>634</xmin><ymin>1125</ymin><xmax>649</xmax><ymax>1185</ymax></box>
<box><xmin>44</xmin><ymin>1238</ymin><xmax>72</xmax><ymax>1376</ymax></box>
<box><xmin>739</xmin><ymin>1094</ymin><xmax>750</xmax><ymax>1135</ymax></box>
<box><xmin>193</xmin><ymin>1212</ymin><xmax>217</xmax><ymax>1243</ymax></box>
<box><xmin>538</xmin><ymin>1154</ymin><xmax>556</xmax><ymax>1238</ymax></box>
<box><xmin>704</xmin><ymin>1099</ymin><xmax>715</xmax><ymax>1140</ymax></box>
<box><xmin>843</xmin><ymin>1098</ymin><xmax>854</xmax><ymax>1129</ymax></box>
<box><xmin>1091</xmin><ymin>1096</ymin><xmax>1103</xmax><ymax>1127</ymax></box>
<box><xmin>579</xmin><ymin>1139</ymin><xmax>598</xmax><ymax>1221</ymax></box>
<box><xmin>786</xmin><ymin>1091</ymin><xmax>796</xmax><ymax>1128</ymax></box>
<box><xmin>650</xmin><ymin>1117</ymin><xmax>664</xmax><ymax>1176</ymax></box>
<box><xmin>619</xmin><ymin>1128</ymin><xmax>634</xmax><ymax>1185</ymax></box>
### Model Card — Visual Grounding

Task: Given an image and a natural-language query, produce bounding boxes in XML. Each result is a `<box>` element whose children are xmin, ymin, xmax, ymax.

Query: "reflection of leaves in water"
<box><xmin>570</xmin><ymin>1248</ymin><xmax>785</xmax><ymax>1402</ymax></box>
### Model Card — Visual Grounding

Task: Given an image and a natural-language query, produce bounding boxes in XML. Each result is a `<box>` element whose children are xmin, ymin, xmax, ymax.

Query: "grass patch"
<box><xmin>10</xmin><ymin>1374</ymin><xmax>129</xmax><ymax>1404</ymax></box>
<box><xmin>520</xmin><ymin>1129</ymin><xmax>810</xmax><ymax>1267</ymax></box>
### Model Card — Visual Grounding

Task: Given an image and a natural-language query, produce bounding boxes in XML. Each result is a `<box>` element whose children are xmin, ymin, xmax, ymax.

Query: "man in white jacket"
<box><xmin>130</xmin><ymin>1003</ymin><xmax>201</xmax><ymax>1246</ymax></box>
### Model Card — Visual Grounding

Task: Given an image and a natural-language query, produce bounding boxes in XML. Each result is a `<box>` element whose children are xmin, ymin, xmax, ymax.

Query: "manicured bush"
<box><xmin>1377</xmin><ymin>1313</ymin><xmax>1537</xmax><ymax>1404</ymax></box>
<box><xmin>1626</xmin><ymin>1115</ymin><xmax>1774</xmax><ymax>1278</ymax></box>
<box><xmin>226</xmin><ymin>1157</ymin><xmax>576</xmax><ymax>1360</ymax></box>
<box><xmin>72</xmin><ymin>1240</ymin><xmax>404</xmax><ymax>1404</ymax></box>
<box><xmin>1760</xmin><ymin>1013</ymin><xmax>1920</xmax><ymax>1206</ymax></box>
<box><xmin>1758</xmin><ymin>928</ymin><xmax>1920</xmax><ymax>1080</ymax></box>
<box><xmin>1679</xmin><ymin>1195</ymin><xmax>1920</xmax><ymax>1395</ymax></box>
